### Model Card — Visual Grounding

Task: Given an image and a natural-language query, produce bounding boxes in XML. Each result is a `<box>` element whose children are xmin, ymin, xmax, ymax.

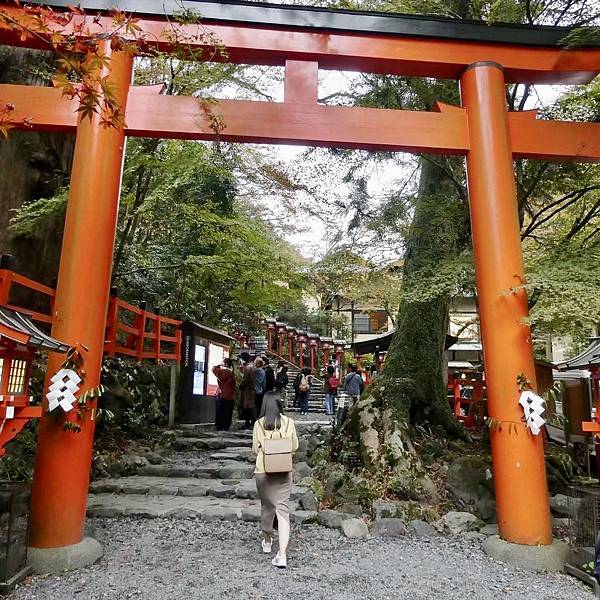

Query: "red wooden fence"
<box><xmin>0</xmin><ymin>268</ymin><xmax>181</xmax><ymax>362</ymax></box>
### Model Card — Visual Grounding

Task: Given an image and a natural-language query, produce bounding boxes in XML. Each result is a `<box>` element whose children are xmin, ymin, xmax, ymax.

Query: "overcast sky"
<box><xmin>214</xmin><ymin>68</ymin><xmax>567</xmax><ymax>263</ymax></box>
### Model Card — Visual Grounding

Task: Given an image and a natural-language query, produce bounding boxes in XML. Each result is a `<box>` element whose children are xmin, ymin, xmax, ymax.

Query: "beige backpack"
<box><xmin>260</xmin><ymin>418</ymin><xmax>293</xmax><ymax>473</ymax></box>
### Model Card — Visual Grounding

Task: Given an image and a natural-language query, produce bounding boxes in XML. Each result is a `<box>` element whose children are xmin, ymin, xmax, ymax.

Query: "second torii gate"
<box><xmin>1</xmin><ymin>0</ymin><xmax>600</xmax><ymax>571</ymax></box>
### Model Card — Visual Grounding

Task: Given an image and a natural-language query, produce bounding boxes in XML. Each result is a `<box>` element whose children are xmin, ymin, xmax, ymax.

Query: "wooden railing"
<box><xmin>105</xmin><ymin>296</ymin><xmax>181</xmax><ymax>361</ymax></box>
<box><xmin>0</xmin><ymin>268</ymin><xmax>181</xmax><ymax>362</ymax></box>
<box><xmin>0</xmin><ymin>269</ymin><xmax>55</xmax><ymax>325</ymax></box>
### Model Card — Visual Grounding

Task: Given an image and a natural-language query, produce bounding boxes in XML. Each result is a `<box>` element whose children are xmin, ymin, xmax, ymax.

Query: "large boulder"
<box><xmin>294</xmin><ymin>461</ymin><xmax>313</xmax><ymax>480</ymax></box>
<box><xmin>317</xmin><ymin>509</ymin><xmax>350</xmax><ymax>530</ymax></box>
<box><xmin>371</xmin><ymin>518</ymin><xmax>407</xmax><ymax>537</ymax></box>
<box><xmin>408</xmin><ymin>519</ymin><xmax>436</xmax><ymax>538</ymax></box>
<box><xmin>417</xmin><ymin>475</ymin><xmax>440</xmax><ymax>504</ymax></box>
<box><xmin>439</xmin><ymin>511</ymin><xmax>483</xmax><ymax>535</ymax></box>
<box><xmin>445</xmin><ymin>456</ymin><xmax>491</xmax><ymax>503</ymax></box>
<box><xmin>342</xmin><ymin>518</ymin><xmax>369</xmax><ymax>539</ymax></box>
<box><xmin>324</xmin><ymin>468</ymin><xmax>346</xmax><ymax>501</ymax></box>
<box><xmin>372</xmin><ymin>499</ymin><xmax>398</xmax><ymax>521</ymax></box>
<box><xmin>445</xmin><ymin>456</ymin><xmax>495</xmax><ymax>521</ymax></box>
<box><xmin>332</xmin><ymin>475</ymin><xmax>375</xmax><ymax>509</ymax></box>
<box><xmin>338</xmin><ymin>503</ymin><xmax>363</xmax><ymax>516</ymax></box>
<box><xmin>549</xmin><ymin>493</ymin><xmax>578</xmax><ymax>517</ymax></box>
<box><xmin>298</xmin><ymin>490</ymin><xmax>319</xmax><ymax>512</ymax></box>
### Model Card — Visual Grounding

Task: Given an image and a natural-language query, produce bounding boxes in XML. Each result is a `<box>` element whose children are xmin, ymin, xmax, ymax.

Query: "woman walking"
<box><xmin>253</xmin><ymin>395</ymin><xmax>299</xmax><ymax>568</ymax></box>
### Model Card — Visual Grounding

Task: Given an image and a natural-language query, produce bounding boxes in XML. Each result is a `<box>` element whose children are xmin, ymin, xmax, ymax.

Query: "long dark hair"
<box><xmin>259</xmin><ymin>393</ymin><xmax>284</xmax><ymax>431</ymax></box>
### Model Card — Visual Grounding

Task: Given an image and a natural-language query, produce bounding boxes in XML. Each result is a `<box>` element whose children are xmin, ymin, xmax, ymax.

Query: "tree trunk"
<box><xmin>382</xmin><ymin>157</ymin><xmax>469</xmax><ymax>436</ymax></box>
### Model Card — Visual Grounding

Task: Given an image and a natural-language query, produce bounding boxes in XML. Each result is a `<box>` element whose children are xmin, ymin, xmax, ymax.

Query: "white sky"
<box><xmin>213</xmin><ymin>69</ymin><xmax>568</xmax><ymax>263</ymax></box>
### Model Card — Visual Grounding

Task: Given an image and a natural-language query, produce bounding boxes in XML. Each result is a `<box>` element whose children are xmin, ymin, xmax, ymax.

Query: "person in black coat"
<box><xmin>275</xmin><ymin>361</ymin><xmax>289</xmax><ymax>393</ymax></box>
<box><xmin>263</xmin><ymin>358</ymin><xmax>276</xmax><ymax>393</ymax></box>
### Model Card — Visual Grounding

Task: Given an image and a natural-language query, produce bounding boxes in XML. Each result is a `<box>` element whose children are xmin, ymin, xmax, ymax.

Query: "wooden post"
<box><xmin>168</xmin><ymin>362</ymin><xmax>178</xmax><ymax>428</ymax></box>
<box><xmin>29</xmin><ymin>47</ymin><xmax>133</xmax><ymax>550</ymax></box>
<box><xmin>461</xmin><ymin>61</ymin><xmax>552</xmax><ymax>546</ymax></box>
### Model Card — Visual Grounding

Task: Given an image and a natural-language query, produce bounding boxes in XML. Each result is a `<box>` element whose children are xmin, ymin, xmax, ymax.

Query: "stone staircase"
<box><xmin>266</xmin><ymin>351</ymin><xmax>327</xmax><ymax>413</ymax></box>
<box><xmin>87</xmin><ymin>423</ymin><xmax>321</xmax><ymax>523</ymax></box>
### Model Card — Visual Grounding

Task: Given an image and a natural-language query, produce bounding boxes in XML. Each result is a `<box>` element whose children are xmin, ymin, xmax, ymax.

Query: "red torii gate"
<box><xmin>1</xmin><ymin>0</ymin><xmax>599</xmax><ymax>568</ymax></box>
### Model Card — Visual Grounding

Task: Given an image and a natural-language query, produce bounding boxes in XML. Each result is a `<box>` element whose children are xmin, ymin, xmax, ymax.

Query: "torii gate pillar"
<box><xmin>461</xmin><ymin>62</ymin><xmax>552</xmax><ymax>546</ymax></box>
<box><xmin>28</xmin><ymin>48</ymin><xmax>133</xmax><ymax>564</ymax></box>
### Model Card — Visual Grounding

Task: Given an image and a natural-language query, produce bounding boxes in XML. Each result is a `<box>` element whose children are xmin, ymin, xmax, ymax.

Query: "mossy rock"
<box><xmin>334</xmin><ymin>474</ymin><xmax>378</xmax><ymax>509</ymax></box>
<box><xmin>445</xmin><ymin>456</ymin><xmax>493</xmax><ymax>505</ymax></box>
<box><xmin>395</xmin><ymin>500</ymin><xmax>440</xmax><ymax>524</ymax></box>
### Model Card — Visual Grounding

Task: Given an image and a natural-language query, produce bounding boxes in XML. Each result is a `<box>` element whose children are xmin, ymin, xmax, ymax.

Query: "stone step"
<box><xmin>138</xmin><ymin>463</ymin><xmax>220</xmax><ymax>479</ymax></box>
<box><xmin>210</xmin><ymin>447</ymin><xmax>254</xmax><ymax>462</ymax></box>
<box><xmin>89</xmin><ymin>475</ymin><xmax>310</xmax><ymax>502</ymax></box>
<box><xmin>173</xmin><ymin>420</ymin><xmax>329</xmax><ymax>435</ymax></box>
<box><xmin>173</xmin><ymin>437</ymin><xmax>252</xmax><ymax>451</ymax></box>
<box><xmin>177</xmin><ymin>429</ymin><xmax>252</xmax><ymax>439</ymax></box>
<box><xmin>86</xmin><ymin>493</ymin><xmax>317</xmax><ymax>524</ymax></box>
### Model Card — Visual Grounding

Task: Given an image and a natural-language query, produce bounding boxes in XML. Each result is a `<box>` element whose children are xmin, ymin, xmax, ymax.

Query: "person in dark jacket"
<box><xmin>254</xmin><ymin>357</ymin><xmax>266</xmax><ymax>418</ymax></box>
<box><xmin>212</xmin><ymin>357</ymin><xmax>236</xmax><ymax>431</ymax></box>
<box><xmin>275</xmin><ymin>361</ymin><xmax>288</xmax><ymax>393</ymax></box>
<box><xmin>263</xmin><ymin>358</ymin><xmax>276</xmax><ymax>393</ymax></box>
<box><xmin>292</xmin><ymin>372</ymin><xmax>302</xmax><ymax>408</ymax></box>
<box><xmin>297</xmin><ymin>367</ymin><xmax>313</xmax><ymax>415</ymax></box>
<box><xmin>239</xmin><ymin>352</ymin><xmax>257</xmax><ymax>429</ymax></box>
<box><xmin>343</xmin><ymin>364</ymin><xmax>364</xmax><ymax>399</ymax></box>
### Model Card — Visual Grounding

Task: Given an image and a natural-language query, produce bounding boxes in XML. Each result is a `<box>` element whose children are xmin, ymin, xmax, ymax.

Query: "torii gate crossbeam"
<box><xmin>1</xmin><ymin>0</ymin><xmax>599</xmax><ymax>571</ymax></box>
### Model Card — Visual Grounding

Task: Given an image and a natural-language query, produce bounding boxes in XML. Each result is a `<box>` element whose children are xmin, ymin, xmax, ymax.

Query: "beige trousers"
<box><xmin>254</xmin><ymin>472</ymin><xmax>292</xmax><ymax>535</ymax></box>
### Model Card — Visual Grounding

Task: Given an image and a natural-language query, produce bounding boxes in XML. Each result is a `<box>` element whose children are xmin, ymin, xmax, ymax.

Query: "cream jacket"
<box><xmin>252</xmin><ymin>415</ymin><xmax>299</xmax><ymax>474</ymax></box>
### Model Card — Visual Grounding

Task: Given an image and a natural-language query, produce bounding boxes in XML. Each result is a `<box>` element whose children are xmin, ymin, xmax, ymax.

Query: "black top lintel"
<box><xmin>25</xmin><ymin>0</ymin><xmax>578</xmax><ymax>47</ymax></box>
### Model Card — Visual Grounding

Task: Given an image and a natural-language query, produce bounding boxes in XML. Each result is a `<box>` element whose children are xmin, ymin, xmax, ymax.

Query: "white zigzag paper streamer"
<box><xmin>46</xmin><ymin>368</ymin><xmax>81</xmax><ymax>413</ymax></box>
<box><xmin>519</xmin><ymin>390</ymin><xmax>546</xmax><ymax>435</ymax></box>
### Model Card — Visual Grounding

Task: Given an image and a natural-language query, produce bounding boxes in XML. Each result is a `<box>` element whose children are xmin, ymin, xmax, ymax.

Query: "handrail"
<box><xmin>265</xmin><ymin>349</ymin><xmax>325</xmax><ymax>386</ymax></box>
<box><xmin>0</xmin><ymin>268</ymin><xmax>181</xmax><ymax>363</ymax></box>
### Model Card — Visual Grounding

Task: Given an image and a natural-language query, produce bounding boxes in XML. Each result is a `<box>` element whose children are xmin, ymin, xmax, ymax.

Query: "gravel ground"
<box><xmin>11</xmin><ymin>519</ymin><xmax>592</xmax><ymax>600</ymax></box>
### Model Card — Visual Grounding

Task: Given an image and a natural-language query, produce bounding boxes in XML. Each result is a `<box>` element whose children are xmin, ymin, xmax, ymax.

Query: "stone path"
<box><xmin>11</xmin><ymin>518</ymin><xmax>592</xmax><ymax>600</ymax></box>
<box><xmin>86</xmin><ymin>421</ymin><xmax>323</xmax><ymax>525</ymax></box>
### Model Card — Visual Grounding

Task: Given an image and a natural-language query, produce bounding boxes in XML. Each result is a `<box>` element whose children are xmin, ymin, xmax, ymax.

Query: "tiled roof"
<box><xmin>0</xmin><ymin>307</ymin><xmax>70</xmax><ymax>352</ymax></box>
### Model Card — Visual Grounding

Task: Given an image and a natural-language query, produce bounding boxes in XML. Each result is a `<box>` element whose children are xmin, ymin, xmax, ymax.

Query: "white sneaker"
<box><xmin>271</xmin><ymin>553</ymin><xmax>287</xmax><ymax>568</ymax></box>
<box><xmin>261</xmin><ymin>538</ymin><xmax>272</xmax><ymax>554</ymax></box>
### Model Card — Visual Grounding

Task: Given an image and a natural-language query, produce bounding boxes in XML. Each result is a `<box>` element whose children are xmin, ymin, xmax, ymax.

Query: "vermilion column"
<box><xmin>298</xmin><ymin>339</ymin><xmax>305</xmax><ymax>369</ymax></box>
<box><xmin>460</xmin><ymin>62</ymin><xmax>552</xmax><ymax>546</ymax></box>
<box><xmin>288</xmin><ymin>333</ymin><xmax>294</xmax><ymax>364</ymax></box>
<box><xmin>267</xmin><ymin>324</ymin><xmax>275</xmax><ymax>351</ymax></box>
<box><xmin>29</xmin><ymin>48</ymin><xmax>133</xmax><ymax>550</ymax></box>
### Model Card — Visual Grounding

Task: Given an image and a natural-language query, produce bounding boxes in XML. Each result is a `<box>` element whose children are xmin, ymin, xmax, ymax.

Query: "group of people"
<box><xmin>321</xmin><ymin>363</ymin><xmax>367</xmax><ymax>416</ymax></box>
<box><xmin>212</xmin><ymin>352</ymin><xmax>371</xmax><ymax>426</ymax></box>
<box><xmin>211</xmin><ymin>352</ymin><xmax>289</xmax><ymax>431</ymax></box>
<box><xmin>289</xmin><ymin>362</ymin><xmax>368</xmax><ymax>416</ymax></box>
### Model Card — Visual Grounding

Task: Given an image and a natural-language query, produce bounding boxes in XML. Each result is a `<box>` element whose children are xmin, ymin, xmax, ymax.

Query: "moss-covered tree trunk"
<box><xmin>382</xmin><ymin>158</ymin><xmax>469</xmax><ymax>435</ymax></box>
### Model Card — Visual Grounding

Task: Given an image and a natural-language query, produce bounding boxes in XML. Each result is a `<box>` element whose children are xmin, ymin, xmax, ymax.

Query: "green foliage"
<box><xmin>9</xmin><ymin>189</ymin><xmax>67</xmax><ymax>238</ymax></box>
<box><xmin>560</xmin><ymin>26</ymin><xmax>600</xmax><ymax>48</ymax></box>
<box><xmin>113</xmin><ymin>138</ymin><xmax>305</xmax><ymax>333</ymax></box>
<box><xmin>310</xmin><ymin>249</ymin><xmax>402</xmax><ymax>328</ymax></box>
<box><xmin>99</xmin><ymin>357</ymin><xmax>170</xmax><ymax>436</ymax></box>
<box><xmin>0</xmin><ymin>421</ymin><xmax>38</xmax><ymax>481</ymax></box>
<box><xmin>276</xmin><ymin>300</ymin><xmax>351</xmax><ymax>338</ymax></box>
